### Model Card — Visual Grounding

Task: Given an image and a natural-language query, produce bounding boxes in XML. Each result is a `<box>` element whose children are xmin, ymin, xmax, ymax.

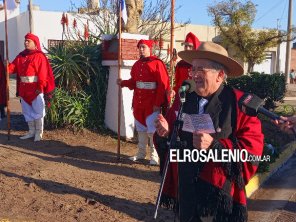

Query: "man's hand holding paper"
<box><xmin>192</xmin><ymin>132</ymin><xmax>214</xmax><ymax>150</ymax></box>
<box><xmin>181</xmin><ymin>113</ymin><xmax>216</xmax><ymax>150</ymax></box>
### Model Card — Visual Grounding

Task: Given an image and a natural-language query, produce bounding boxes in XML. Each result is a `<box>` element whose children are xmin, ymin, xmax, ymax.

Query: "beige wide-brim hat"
<box><xmin>178</xmin><ymin>41</ymin><xmax>244</xmax><ymax>77</ymax></box>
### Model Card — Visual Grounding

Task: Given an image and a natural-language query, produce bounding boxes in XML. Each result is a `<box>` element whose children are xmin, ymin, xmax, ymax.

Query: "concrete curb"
<box><xmin>246</xmin><ymin>142</ymin><xmax>296</xmax><ymax>197</ymax></box>
<box><xmin>283</xmin><ymin>97</ymin><xmax>296</xmax><ymax>101</ymax></box>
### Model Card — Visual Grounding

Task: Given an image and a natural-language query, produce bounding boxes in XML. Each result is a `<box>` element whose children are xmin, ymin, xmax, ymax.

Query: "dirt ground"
<box><xmin>0</xmin><ymin>114</ymin><xmax>174</xmax><ymax>222</ymax></box>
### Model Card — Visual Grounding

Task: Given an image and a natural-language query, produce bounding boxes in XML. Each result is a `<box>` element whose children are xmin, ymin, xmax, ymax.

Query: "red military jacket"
<box><xmin>173</xmin><ymin>60</ymin><xmax>191</xmax><ymax>93</ymax></box>
<box><xmin>0</xmin><ymin>58</ymin><xmax>7</xmax><ymax>106</ymax></box>
<box><xmin>121</xmin><ymin>56</ymin><xmax>170</xmax><ymax>125</ymax></box>
<box><xmin>9</xmin><ymin>50</ymin><xmax>55</xmax><ymax>105</ymax></box>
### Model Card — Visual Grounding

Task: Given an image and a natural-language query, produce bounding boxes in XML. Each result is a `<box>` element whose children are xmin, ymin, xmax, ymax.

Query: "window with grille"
<box><xmin>48</xmin><ymin>39</ymin><xmax>64</xmax><ymax>48</ymax></box>
<box><xmin>48</xmin><ymin>39</ymin><xmax>84</xmax><ymax>49</ymax></box>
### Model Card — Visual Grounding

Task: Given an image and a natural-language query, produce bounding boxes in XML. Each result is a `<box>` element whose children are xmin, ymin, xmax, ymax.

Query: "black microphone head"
<box><xmin>238</xmin><ymin>93</ymin><xmax>264</xmax><ymax>117</ymax></box>
<box><xmin>179</xmin><ymin>79</ymin><xmax>196</xmax><ymax>93</ymax></box>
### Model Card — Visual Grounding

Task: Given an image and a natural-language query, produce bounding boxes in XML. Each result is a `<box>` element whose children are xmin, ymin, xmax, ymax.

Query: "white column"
<box><xmin>103</xmin><ymin>60</ymin><xmax>136</xmax><ymax>139</ymax></box>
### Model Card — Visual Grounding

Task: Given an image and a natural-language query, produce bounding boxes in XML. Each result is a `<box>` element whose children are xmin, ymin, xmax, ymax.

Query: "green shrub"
<box><xmin>46</xmin><ymin>88</ymin><xmax>90</xmax><ymax>130</ymax></box>
<box><xmin>84</xmin><ymin>72</ymin><xmax>108</xmax><ymax>129</ymax></box>
<box><xmin>226</xmin><ymin>72</ymin><xmax>286</xmax><ymax>109</ymax></box>
<box><xmin>274</xmin><ymin>104</ymin><xmax>296</xmax><ymax>116</ymax></box>
<box><xmin>46</xmin><ymin>88</ymin><xmax>66</xmax><ymax>128</ymax></box>
<box><xmin>82</xmin><ymin>44</ymin><xmax>109</xmax><ymax>130</ymax></box>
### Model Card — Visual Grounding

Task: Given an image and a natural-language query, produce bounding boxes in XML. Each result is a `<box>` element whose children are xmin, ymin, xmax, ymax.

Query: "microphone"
<box><xmin>238</xmin><ymin>93</ymin><xmax>280</xmax><ymax>120</ymax></box>
<box><xmin>178</xmin><ymin>79</ymin><xmax>196</xmax><ymax>94</ymax></box>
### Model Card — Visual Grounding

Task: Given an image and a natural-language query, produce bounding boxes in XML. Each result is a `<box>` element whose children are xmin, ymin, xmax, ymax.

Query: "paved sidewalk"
<box><xmin>285</xmin><ymin>83</ymin><xmax>296</xmax><ymax>100</ymax></box>
<box><xmin>248</xmin><ymin>153</ymin><xmax>296</xmax><ymax>221</ymax></box>
<box><xmin>284</xmin><ymin>97</ymin><xmax>296</xmax><ymax>101</ymax></box>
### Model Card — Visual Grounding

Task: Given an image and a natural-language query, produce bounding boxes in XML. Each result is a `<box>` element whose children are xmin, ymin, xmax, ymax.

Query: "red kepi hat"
<box><xmin>25</xmin><ymin>33</ymin><xmax>42</xmax><ymax>51</ymax></box>
<box><xmin>182</xmin><ymin>32</ymin><xmax>200</xmax><ymax>50</ymax></box>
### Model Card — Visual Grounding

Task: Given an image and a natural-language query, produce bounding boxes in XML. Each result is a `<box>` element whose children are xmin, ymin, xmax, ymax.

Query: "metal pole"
<box><xmin>285</xmin><ymin>0</ymin><xmax>293</xmax><ymax>83</ymax></box>
<box><xmin>117</xmin><ymin>0</ymin><xmax>122</xmax><ymax>161</ymax></box>
<box><xmin>276</xmin><ymin>19</ymin><xmax>281</xmax><ymax>73</ymax></box>
<box><xmin>169</xmin><ymin>0</ymin><xmax>175</xmax><ymax>85</ymax></box>
<box><xmin>29</xmin><ymin>0</ymin><xmax>34</xmax><ymax>33</ymax></box>
<box><xmin>3</xmin><ymin>0</ymin><xmax>11</xmax><ymax>140</ymax></box>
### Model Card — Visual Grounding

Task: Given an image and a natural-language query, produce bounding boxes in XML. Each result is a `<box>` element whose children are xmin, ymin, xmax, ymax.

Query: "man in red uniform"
<box><xmin>117</xmin><ymin>39</ymin><xmax>170</xmax><ymax>165</ymax></box>
<box><xmin>8</xmin><ymin>33</ymin><xmax>55</xmax><ymax>141</ymax></box>
<box><xmin>170</xmin><ymin>32</ymin><xmax>200</xmax><ymax>98</ymax></box>
<box><xmin>0</xmin><ymin>55</ymin><xmax>7</xmax><ymax>119</ymax></box>
<box><xmin>155</xmin><ymin>42</ymin><xmax>264</xmax><ymax>221</ymax></box>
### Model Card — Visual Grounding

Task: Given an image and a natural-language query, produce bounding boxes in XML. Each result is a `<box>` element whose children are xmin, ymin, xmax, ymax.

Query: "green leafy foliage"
<box><xmin>274</xmin><ymin>104</ymin><xmax>296</xmax><ymax>117</ymax></box>
<box><xmin>84</xmin><ymin>57</ymin><xmax>109</xmax><ymax>129</ymax></box>
<box><xmin>208</xmin><ymin>0</ymin><xmax>296</xmax><ymax>72</ymax></box>
<box><xmin>226</xmin><ymin>72</ymin><xmax>286</xmax><ymax>109</ymax></box>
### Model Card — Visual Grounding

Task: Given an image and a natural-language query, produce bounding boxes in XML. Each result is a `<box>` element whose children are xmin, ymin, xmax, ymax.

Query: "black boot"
<box><xmin>0</xmin><ymin>105</ymin><xmax>6</xmax><ymax>119</ymax></box>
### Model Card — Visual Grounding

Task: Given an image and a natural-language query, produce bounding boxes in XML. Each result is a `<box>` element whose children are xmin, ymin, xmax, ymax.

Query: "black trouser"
<box><xmin>0</xmin><ymin>104</ymin><xmax>6</xmax><ymax>118</ymax></box>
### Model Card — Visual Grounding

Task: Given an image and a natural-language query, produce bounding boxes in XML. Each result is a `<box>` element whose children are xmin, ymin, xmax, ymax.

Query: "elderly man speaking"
<box><xmin>154</xmin><ymin>42</ymin><xmax>264</xmax><ymax>222</ymax></box>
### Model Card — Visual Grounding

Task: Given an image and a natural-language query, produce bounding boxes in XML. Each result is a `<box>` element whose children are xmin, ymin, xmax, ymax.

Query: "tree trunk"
<box><xmin>247</xmin><ymin>61</ymin><xmax>254</xmax><ymax>73</ymax></box>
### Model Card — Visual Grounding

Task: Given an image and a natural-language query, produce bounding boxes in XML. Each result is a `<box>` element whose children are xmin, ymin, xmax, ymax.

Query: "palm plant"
<box><xmin>46</xmin><ymin>41</ymin><xmax>109</xmax><ymax>130</ymax></box>
<box><xmin>47</xmin><ymin>42</ymin><xmax>93</xmax><ymax>93</ymax></box>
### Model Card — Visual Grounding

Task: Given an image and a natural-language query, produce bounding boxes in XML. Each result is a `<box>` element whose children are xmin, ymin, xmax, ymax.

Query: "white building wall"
<box><xmin>14</xmin><ymin>12</ymin><xmax>30</xmax><ymax>59</ymax></box>
<box><xmin>30</xmin><ymin>10</ymin><xmax>97</xmax><ymax>51</ymax></box>
<box><xmin>33</xmin><ymin>10</ymin><xmax>70</xmax><ymax>50</ymax></box>
<box><xmin>0</xmin><ymin>6</ymin><xmax>20</xmax><ymax>22</ymax></box>
<box><xmin>0</xmin><ymin>11</ymin><xmax>25</xmax><ymax>60</ymax></box>
<box><xmin>174</xmin><ymin>24</ymin><xmax>220</xmax><ymax>53</ymax></box>
<box><xmin>0</xmin><ymin>9</ymin><xmax>97</xmax><ymax>60</ymax></box>
<box><xmin>253</xmin><ymin>44</ymin><xmax>286</xmax><ymax>74</ymax></box>
<box><xmin>253</xmin><ymin>52</ymin><xmax>273</xmax><ymax>74</ymax></box>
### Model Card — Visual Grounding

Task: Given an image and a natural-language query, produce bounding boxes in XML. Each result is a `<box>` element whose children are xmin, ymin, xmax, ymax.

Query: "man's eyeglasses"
<box><xmin>188</xmin><ymin>67</ymin><xmax>218</xmax><ymax>78</ymax></box>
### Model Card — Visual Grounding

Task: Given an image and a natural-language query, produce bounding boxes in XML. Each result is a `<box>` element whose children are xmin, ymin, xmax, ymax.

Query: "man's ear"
<box><xmin>217</xmin><ymin>70</ymin><xmax>225</xmax><ymax>82</ymax></box>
